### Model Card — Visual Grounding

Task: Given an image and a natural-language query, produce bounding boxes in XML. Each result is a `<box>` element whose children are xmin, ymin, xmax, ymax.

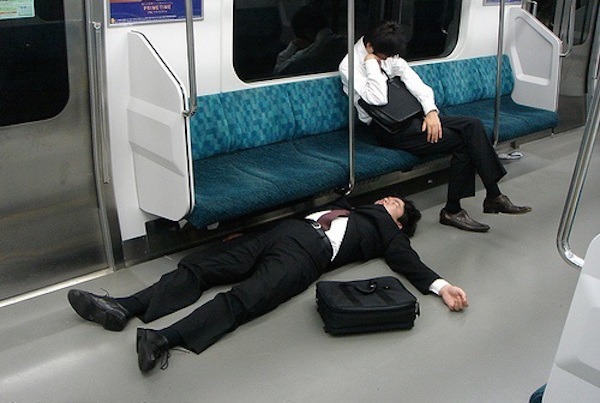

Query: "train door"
<box><xmin>0</xmin><ymin>0</ymin><xmax>113</xmax><ymax>300</ymax></box>
<box><xmin>534</xmin><ymin>0</ymin><xmax>599</xmax><ymax>130</ymax></box>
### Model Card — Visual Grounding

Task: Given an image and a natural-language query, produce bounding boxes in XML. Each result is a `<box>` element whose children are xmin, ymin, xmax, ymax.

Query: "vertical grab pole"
<box><xmin>345</xmin><ymin>0</ymin><xmax>356</xmax><ymax>194</ymax></box>
<box><xmin>182</xmin><ymin>0</ymin><xmax>198</xmax><ymax>117</ymax></box>
<box><xmin>493</xmin><ymin>0</ymin><xmax>506</xmax><ymax>146</ymax></box>
<box><xmin>557</xmin><ymin>82</ymin><xmax>600</xmax><ymax>269</ymax></box>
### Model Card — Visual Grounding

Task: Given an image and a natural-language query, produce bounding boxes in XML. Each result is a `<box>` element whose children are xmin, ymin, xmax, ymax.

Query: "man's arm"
<box><xmin>339</xmin><ymin>52</ymin><xmax>388</xmax><ymax>106</ymax></box>
<box><xmin>385</xmin><ymin>235</ymin><xmax>468</xmax><ymax>311</ymax></box>
<box><xmin>385</xmin><ymin>58</ymin><xmax>442</xmax><ymax>142</ymax></box>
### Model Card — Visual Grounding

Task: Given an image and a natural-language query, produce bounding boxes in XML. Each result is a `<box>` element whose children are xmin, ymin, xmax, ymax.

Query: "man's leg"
<box><xmin>438</xmin><ymin>115</ymin><xmax>506</xmax><ymax>197</ymax></box>
<box><xmin>440</xmin><ymin>116</ymin><xmax>531</xmax><ymax>215</ymax></box>
<box><xmin>68</xmin><ymin>232</ymin><xmax>271</xmax><ymax>330</ymax></box>
<box><xmin>373</xmin><ymin>116</ymin><xmax>478</xmax><ymax>207</ymax></box>
<box><xmin>127</xmin><ymin>232</ymin><xmax>271</xmax><ymax>323</ymax></box>
<box><xmin>371</xmin><ymin>116</ymin><xmax>494</xmax><ymax>231</ymax></box>
<box><xmin>141</xmin><ymin>221</ymin><xmax>330</xmax><ymax>360</ymax></box>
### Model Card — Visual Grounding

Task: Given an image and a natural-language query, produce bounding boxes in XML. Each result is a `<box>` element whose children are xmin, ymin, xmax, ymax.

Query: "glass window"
<box><xmin>0</xmin><ymin>0</ymin><xmax>69</xmax><ymax>127</ymax></box>
<box><xmin>536</xmin><ymin>0</ymin><xmax>596</xmax><ymax>46</ymax></box>
<box><xmin>232</xmin><ymin>0</ymin><xmax>461</xmax><ymax>82</ymax></box>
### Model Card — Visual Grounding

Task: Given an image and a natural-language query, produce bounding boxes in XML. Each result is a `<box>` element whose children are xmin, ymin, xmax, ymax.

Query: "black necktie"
<box><xmin>317</xmin><ymin>209</ymin><xmax>350</xmax><ymax>231</ymax></box>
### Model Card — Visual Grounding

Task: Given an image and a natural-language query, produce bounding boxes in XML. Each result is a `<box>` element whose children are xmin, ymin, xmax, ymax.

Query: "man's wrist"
<box><xmin>429</xmin><ymin>278</ymin><xmax>450</xmax><ymax>295</ymax></box>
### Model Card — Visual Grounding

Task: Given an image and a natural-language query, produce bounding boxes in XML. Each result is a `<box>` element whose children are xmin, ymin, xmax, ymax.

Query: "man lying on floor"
<box><xmin>67</xmin><ymin>196</ymin><xmax>468</xmax><ymax>373</ymax></box>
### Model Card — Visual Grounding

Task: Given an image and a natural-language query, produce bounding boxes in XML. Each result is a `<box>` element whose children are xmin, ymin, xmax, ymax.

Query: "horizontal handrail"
<box><xmin>559</xmin><ymin>0</ymin><xmax>576</xmax><ymax>57</ymax></box>
<box><xmin>522</xmin><ymin>0</ymin><xmax>538</xmax><ymax>18</ymax></box>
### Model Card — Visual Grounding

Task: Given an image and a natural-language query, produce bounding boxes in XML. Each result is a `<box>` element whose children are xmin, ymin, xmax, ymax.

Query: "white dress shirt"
<box><xmin>339</xmin><ymin>37</ymin><xmax>438</xmax><ymax>125</ymax></box>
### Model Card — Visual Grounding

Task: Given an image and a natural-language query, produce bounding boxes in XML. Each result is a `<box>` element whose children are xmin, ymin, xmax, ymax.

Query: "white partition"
<box><xmin>506</xmin><ymin>8</ymin><xmax>562</xmax><ymax>112</ymax></box>
<box><xmin>544</xmin><ymin>234</ymin><xmax>600</xmax><ymax>401</ymax></box>
<box><xmin>127</xmin><ymin>31</ymin><xmax>194</xmax><ymax>221</ymax></box>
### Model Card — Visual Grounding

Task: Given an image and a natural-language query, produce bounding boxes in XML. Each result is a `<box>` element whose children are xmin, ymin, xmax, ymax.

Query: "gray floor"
<box><xmin>1</xmin><ymin>127</ymin><xmax>598</xmax><ymax>402</ymax></box>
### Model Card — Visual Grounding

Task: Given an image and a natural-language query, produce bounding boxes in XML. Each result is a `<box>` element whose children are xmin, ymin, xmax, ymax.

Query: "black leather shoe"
<box><xmin>439</xmin><ymin>209</ymin><xmax>490</xmax><ymax>232</ymax></box>
<box><xmin>483</xmin><ymin>194</ymin><xmax>532</xmax><ymax>214</ymax></box>
<box><xmin>67</xmin><ymin>289</ymin><xmax>130</xmax><ymax>331</ymax></box>
<box><xmin>137</xmin><ymin>328</ymin><xmax>170</xmax><ymax>373</ymax></box>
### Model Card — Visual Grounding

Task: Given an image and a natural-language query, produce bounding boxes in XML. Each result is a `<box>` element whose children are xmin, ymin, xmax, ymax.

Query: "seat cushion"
<box><xmin>442</xmin><ymin>96</ymin><xmax>559</xmax><ymax>142</ymax></box>
<box><xmin>187</xmin><ymin>129</ymin><xmax>422</xmax><ymax>228</ymax></box>
<box><xmin>187</xmin><ymin>140</ymin><xmax>347</xmax><ymax>227</ymax></box>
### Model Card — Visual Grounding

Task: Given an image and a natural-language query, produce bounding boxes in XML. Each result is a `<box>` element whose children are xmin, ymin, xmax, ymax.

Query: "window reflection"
<box><xmin>233</xmin><ymin>0</ymin><xmax>462</xmax><ymax>82</ymax></box>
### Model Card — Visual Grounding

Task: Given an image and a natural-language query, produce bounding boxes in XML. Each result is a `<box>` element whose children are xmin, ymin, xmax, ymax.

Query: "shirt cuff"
<box><xmin>424</xmin><ymin>106</ymin><xmax>439</xmax><ymax>116</ymax></box>
<box><xmin>429</xmin><ymin>279</ymin><xmax>450</xmax><ymax>295</ymax></box>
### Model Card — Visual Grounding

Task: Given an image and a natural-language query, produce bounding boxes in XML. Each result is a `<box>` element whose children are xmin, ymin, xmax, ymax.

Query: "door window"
<box><xmin>0</xmin><ymin>0</ymin><xmax>69</xmax><ymax>127</ymax></box>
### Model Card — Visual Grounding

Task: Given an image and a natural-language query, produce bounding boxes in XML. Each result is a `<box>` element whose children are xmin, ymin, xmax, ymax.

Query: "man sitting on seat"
<box><xmin>339</xmin><ymin>21</ymin><xmax>531</xmax><ymax>232</ymax></box>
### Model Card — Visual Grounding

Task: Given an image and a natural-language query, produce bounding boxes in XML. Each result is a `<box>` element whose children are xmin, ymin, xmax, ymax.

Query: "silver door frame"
<box><xmin>85</xmin><ymin>0</ymin><xmax>124</xmax><ymax>271</ymax></box>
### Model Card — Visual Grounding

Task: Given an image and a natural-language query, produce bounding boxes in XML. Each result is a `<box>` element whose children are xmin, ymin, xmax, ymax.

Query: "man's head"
<box><xmin>364</xmin><ymin>21</ymin><xmax>407</xmax><ymax>59</ymax></box>
<box><xmin>374</xmin><ymin>195</ymin><xmax>421</xmax><ymax>237</ymax></box>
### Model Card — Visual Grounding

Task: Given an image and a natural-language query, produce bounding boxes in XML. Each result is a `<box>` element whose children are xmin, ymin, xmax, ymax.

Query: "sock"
<box><xmin>158</xmin><ymin>327</ymin><xmax>184</xmax><ymax>349</ymax></box>
<box><xmin>485</xmin><ymin>183</ymin><xmax>501</xmax><ymax>199</ymax></box>
<box><xmin>114</xmin><ymin>296</ymin><xmax>145</xmax><ymax>318</ymax></box>
<box><xmin>444</xmin><ymin>200</ymin><xmax>462</xmax><ymax>214</ymax></box>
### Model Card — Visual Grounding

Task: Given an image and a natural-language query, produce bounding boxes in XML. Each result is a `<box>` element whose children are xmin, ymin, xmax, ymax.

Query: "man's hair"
<box><xmin>397</xmin><ymin>197</ymin><xmax>421</xmax><ymax>238</ymax></box>
<box><xmin>364</xmin><ymin>21</ymin><xmax>407</xmax><ymax>57</ymax></box>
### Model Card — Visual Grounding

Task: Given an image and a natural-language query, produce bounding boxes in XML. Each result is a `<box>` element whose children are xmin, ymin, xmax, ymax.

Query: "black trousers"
<box><xmin>373</xmin><ymin>115</ymin><xmax>506</xmax><ymax>202</ymax></box>
<box><xmin>130</xmin><ymin>220</ymin><xmax>332</xmax><ymax>354</ymax></box>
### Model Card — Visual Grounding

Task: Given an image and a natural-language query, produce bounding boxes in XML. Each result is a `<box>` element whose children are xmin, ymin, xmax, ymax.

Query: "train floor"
<box><xmin>1</xmin><ymin>126</ymin><xmax>598</xmax><ymax>402</ymax></box>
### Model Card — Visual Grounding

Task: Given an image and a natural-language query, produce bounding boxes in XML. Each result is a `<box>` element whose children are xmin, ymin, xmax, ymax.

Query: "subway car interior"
<box><xmin>1</xmin><ymin>0</ymin><xmax>599</xmax><ymax>401</ymax></box>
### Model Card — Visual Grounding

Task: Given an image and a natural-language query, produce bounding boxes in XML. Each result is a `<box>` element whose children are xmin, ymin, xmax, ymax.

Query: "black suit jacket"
<box><xmin>320</xmin><ymin>197</ymin><xmax>441</xmax><ymax>294</ymax></box>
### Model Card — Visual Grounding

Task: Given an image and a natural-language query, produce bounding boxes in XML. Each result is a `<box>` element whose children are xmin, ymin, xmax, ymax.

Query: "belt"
<box><xmin>303</xmin><ymin>219</ymin><xmax>333</xmax><ymax>254</ymax></box>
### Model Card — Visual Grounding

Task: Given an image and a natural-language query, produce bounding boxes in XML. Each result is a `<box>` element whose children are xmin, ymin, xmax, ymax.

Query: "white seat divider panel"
<box><xmin>127</xmin><ymin>31</ymin><xmax>194</xmax><ymax>221</ymax></box>
<box><xmin>506</xmin><ymin>8</ymin><xmax>561</xmax><ymax>112</ymax></box>
<box><xmin>544</xmin><ymin>233</ymin><xmax>600</xmax><ymax>402</ymax></box>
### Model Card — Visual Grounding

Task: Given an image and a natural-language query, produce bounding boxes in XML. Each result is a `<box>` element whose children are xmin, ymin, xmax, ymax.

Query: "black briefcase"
<box><xmin>358</xmin><ymin>76</ymin><xmax>423</xmax><ymax>134</ymax></box>
<box><xmin>315</xmin><ymin>276</ymin><xmax>420</xmax><ymax>335</ymax></box>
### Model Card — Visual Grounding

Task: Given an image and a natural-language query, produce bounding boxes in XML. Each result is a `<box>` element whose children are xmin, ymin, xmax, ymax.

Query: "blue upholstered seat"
<box><xmin>414</xmin><ymin>55</ymin><xmax>557</xmax><ymax>141</ymax></box>
<box><xmin>442</xmin><ymin>97</ymin><xmax>559</xmax><ymax>142</ymax></box>
<box><xmin>187</xmin><ymin>140</ymin><xmax>347</xmax><ymax>227</ymax></box>
<box><xmin>186</xmin><ymin>56</ymin><xmax>558</xmax><ymax>228</ymax></box>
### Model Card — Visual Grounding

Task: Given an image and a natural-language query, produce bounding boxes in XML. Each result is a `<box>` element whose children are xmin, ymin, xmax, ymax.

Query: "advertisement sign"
<box><xmin>0</xmin><ymin>0</ymin><xmax>35</xmax><ymax>20</ymax></box>
<box><xmin>109</xmin><ymin>0</ymin><xmax>202</xmax><ymax>25</ymax></box>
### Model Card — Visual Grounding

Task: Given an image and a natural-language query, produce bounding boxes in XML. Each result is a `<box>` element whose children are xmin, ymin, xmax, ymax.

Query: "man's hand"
<box><xmin>422</xmin><ymin>110</ymin><xmax>442</xmax><ymax>143</ymax></box>
<box><xmin>439</xmin><ymin>284</ymin><xmax>468</xmax><ymax>311</ymax></box>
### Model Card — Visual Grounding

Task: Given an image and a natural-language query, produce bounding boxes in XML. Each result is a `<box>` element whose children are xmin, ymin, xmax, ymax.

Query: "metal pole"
<box><xmin>182</xmin><ymin>0</ymin><xmax>198</xmax><ymax>117</ymax></box>
<box><xmin>493</xmin><ymin>0</ymin><xmax>506</xmax><ymax>146</ymax></box>
<box><xmin>559</xmin><ymin>0</ymin><xmax>576</xmax><ymax>58</ymax></box>
<box><xmin>345</xmin><ymin>0</ymin><xmax>356</xmax><ymax>194</ymax></box>
<box><xmin>557</xmin><ymin>81</ymin><xmax>600</xmax><ymax>268</ymax></box>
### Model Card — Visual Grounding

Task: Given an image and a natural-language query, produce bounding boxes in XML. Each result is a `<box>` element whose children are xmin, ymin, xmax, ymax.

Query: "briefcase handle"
<box><xmin>353</xmin><ymin>280</ymin><xmax>378</xmax><ymax>294</ymax></box>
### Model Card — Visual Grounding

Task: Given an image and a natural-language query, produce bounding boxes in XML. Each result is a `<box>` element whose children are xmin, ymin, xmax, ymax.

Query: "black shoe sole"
<box><xmin>439</xmin><ymin>218</ymin><xmax>490</xmax><ymax>232</ymax></box>
<box><xmin>68</xmin><ymin>290</ymin><xmax>126</xmax><ymax>331</ymax></box>
<box><xmin>483</xmin><ymin>207</ymin><xmax>532</xmax><ymax>214</ymax></box>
